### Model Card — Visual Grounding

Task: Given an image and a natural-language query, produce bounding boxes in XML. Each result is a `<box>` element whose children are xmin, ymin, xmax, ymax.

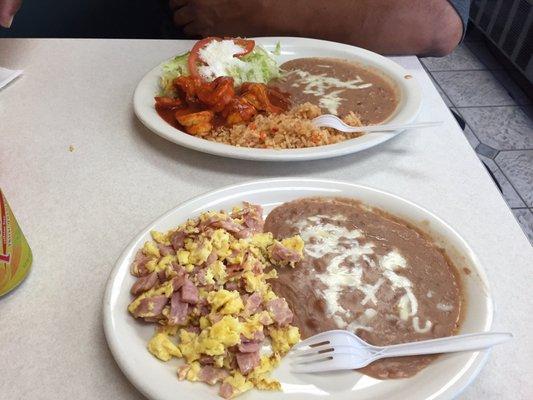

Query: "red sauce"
<box><xmin>155</xmin><ymin>84</ymin><xmax>290</xmax><ymax>133</ymax></box>
<box><xmin>155</xmin><ymin>104</ymin><xmax>183</xmax><ymax>130</ymax></box>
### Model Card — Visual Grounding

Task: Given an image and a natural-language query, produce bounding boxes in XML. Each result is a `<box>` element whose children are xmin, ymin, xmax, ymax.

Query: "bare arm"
<box><xmin>171</xmin><ymin>0</ymin><xmax>463</xmax><ymax>56</ymax></box>
<box><xmin>0</xmin><ymin>0</ymin><xmax>22</xmax><ymax>28</ymax></box>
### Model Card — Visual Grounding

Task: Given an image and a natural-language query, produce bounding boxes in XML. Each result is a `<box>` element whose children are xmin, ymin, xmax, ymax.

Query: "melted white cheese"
<box><xmin>295</xmin><ymin>218</ymin><xmax>431</xmax><ymax>334</ymax></box>
<box><xmin>319</xmin><ymin>89</ymin><xmax>345</xmax><ymax>115</ymax></box>
<box><xmin>284</xmin><ymin>69</ymin><xmax>373</xmax><ymax>114</ymax></box>
<box><xmin>296</xmin><ymin>217</ymin><xmax>374</xmax><ymax>328</ymax></box>
<box><xmin>347</xmin><ymin>321</ymin><xmax>374</xmax><ymax>332</ymax></box>
<box><xmin>380</xmin><ymin>250</ymin><xmax>407</xmax><ymax>271</ymax></box>
<box><xmin>294</xmin><ymin>221</ymin><xmax>363</xmax><ymax>259</ymax></box>
<box><xmin>412</xmin><ymin>317</ymin><xmax>432</xmax><ymax>333</ymax></box>
<box><xmin>437</xmin><ymin>303</ymin><xmax>454</xmax><ymax>312</ymax></box>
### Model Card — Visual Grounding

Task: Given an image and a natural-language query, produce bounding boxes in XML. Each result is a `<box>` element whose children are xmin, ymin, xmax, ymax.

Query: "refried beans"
<box><xmin>265</xmin><ymin>197</ymin><xmax>462</xmax><ymax>379</ymax></box>
<box><xmin>272</xmin><ymin>57</ymin><xmax>399</xmax><ymax>124</ymax></box>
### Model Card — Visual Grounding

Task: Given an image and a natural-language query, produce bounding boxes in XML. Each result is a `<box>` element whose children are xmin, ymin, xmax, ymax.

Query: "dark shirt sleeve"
<box><xmin>447</xmin><ymin>0</ymin><xmax>471</xmax><ymax>40</ymax></box>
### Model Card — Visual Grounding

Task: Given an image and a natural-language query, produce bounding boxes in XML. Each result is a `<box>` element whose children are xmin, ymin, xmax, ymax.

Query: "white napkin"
<box><xmin>0</xmin><ymin>67</ymin><xmax>23</xmax><ymax>90</ymax></box>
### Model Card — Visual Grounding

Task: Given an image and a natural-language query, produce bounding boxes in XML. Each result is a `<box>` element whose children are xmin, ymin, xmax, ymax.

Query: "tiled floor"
<box><xmin>420</xmin><ymin>27</ymin><xmax>533</xmax><ymax>244</ymax></box>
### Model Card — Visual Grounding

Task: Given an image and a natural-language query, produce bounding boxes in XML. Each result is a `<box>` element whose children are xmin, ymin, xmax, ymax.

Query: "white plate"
<box><xmin>133</xmin><ymin>37</ymin><xmax>421</xmax><ymax>161</ymax></box>
<box><xmin>103</xmin><ymin>178</ymin><xmax>493</xmax><ymax>400</ymax></box>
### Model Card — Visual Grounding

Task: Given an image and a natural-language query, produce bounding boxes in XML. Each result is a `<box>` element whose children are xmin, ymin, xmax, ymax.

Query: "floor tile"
<box><xmin>433</xmin><ymin>70</ymin><xmax>516</xmax><ymax>107</ymax></box>
<box><xmin>458</xmin><ymin>106</ymin><xmax>533</xmax><ymax>150</ymax></box>
<box><xmin>492</xmin><ymin>70</ymin><xmax>532</xmax><ymax>105</ymax></box>
<box><xmin>450</xmin><ymin>108</ymin><xmax>480</xmax><ymax>148</ymax></box>
<box><xmin>478</xmin><ymin>155</ymin><xmax>526</xmax><ymax>208</ymax></box>
<box><xmin>463</xmin><ymin>125</ymin><xmax>480</xmax><ymax>149</ymax></box>
<box><xmin>464</xmin><ymin>41</ymin><xmax>505</xmax><ymax>70</ymax></box>
<box><xmin>522</xmin><ymin>105</ymin><xmax>533</xmax><ymax>121</ymax></box>
<box><xmin>421</xmin><ymin>44</ymin><xmax>485</xmax><ymax>71</ymax></box>
<box><xmin>429</xmin><ymin>74</ymin><xmax>453</xmax><ymax>106</ymax></box>
<box><xmin>511</xmin><ymin>209</ymin><xmax>533</xmax><ymax>244</ymax></box>
<box><xmin>495</xmin><ymin>150</ymin><xmax>533</xmax><ymax>207</ymax></box>
<box><xmin>476</xmin><ymin>143</ymin><xmax>499</xmax><ymax>158</ymax></box>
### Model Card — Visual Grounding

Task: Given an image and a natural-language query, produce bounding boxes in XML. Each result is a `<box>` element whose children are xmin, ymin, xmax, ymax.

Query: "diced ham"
<box><xmin>235</xmin><ymin>351</ymin><xmax>260</xmax><ymax>375</ymax></box>
<box><xmin>177</xmin><ymin>365</ymin><xmax>190</xmax><ymax>380</ymax></box>
<box><xmin>238</xmin><ymin>341</ymin><xmax>261</xmax><ymax>353</ymax></box>
<box><xmin>270</xmin><ymin>242</ymin><xmax>302</xmax><ymax>263</ymax></box>
<box><xmin>157</xmin><ymin>243</ymin><xmax>175</xmax><ymax>256</ymax></box>
<box><xmin>242</xmin><ymin>203</ymin><xmax>264</xmax><ymax>233</ymax></box>
<box><xmin>252</xmin><ymin>330</ymin><xmax>265</xmax><ymax>342</ymax></box>
<box><xmin>266</xmin><ymin>298</ymin><xmax>293</xmax><ymax>325</ymax></box>
<box><xmin>181</xmin><ymin>278</ymin><xmax>199</xmax><ymax>304</ymax></box>
<box><xmin>203</xmin><ymin>227</ymin><xmax>215</xmax><ymax>238</ymax></box>
<box><xmin>198</xmin><ymin>304</ymin><xmax>210</xmax><ymax>316</ymax></box>
<box><xmin>212</xmin><ymin>219</ymin><xmax>250</xmax><ymax>238</ymax></box>
<box><xmin>233</xmin><ymin>229</ymin><xmax>251</xmax><ymax>239</ymax></box>
<box><xmin>131</xmin><ymin>295</ymin><xmax>168</xmax><ymax>319</ymax></box>
<box><xmin>205</xmin><ymin>250</ymin><xmax>218</xmax><ymax>267</ymax></box>
<box><xmin>199</xmin><ymin>355</ymin><xmax>215</xmax><ymax>365</ymax></box>
<box><xmin>171</xmin><ymin>274</ymin><xmax>186</xmax><ymax>292</ymax></box>
<box><xmin>131</xmin><ymin>249</ymin><xmax>151</xmax><ymax>277</ymax></box>
<box><xmin>130</xmin><ymin>272</ymin><xmax>158</xmax><ymax>295</ymax></box>
<box><xmin>226</xmin><ymin>263</ymin><xmax>244</xmax><ymax>277</ymax></box>
<box><xmin>224</xmin><ymin>281</ymin><xmax>240</xmax><ymax>291</ymax></box>
<box><xmin>186</xmin><ymin>325</ymin><xmax>201</xmax><ymax>334</ymax></box>
<box><xmin>157</xmin><ymin>270</ymin><xmax>167</xmax><ymax>284</ymax></box>
<box><xmin>238</xmin><ymin>330</ymin><xmax>265</xmax><ymax>353</ymax></box>
<box><xmin>199</xmin><ymin>215</ymin><xmax>220</xmax><ymax>230</ymax></box>
<box><xmin>195</xmin><ymin>268</ymin><xmax>207</xmax><ymax>286</ymax></box>
<box><xmin>171</xmin><ymin>230</ymin><xmax>187</xmax><ymax>251</ymax></box>
<box><xmin>219</xmin><ymin>382</ymin><xmax>234</xmax><ymax>399</ymax></box>
<box><xmin>198</xmin><ymin>366</ymin><xmax>229</xmax><ymax>385</ymax></box>
<box><xmin>251</xmin><ymin>262</ymin><xmax>264</xmax><ymax>274</ymax></box>
<box><xmin>172</xmin><ymin>262</ymin><xmax>185</xmax><ymax>275</ymax></box>
<box><xmin>168</xmin><ymin>292</ymin><xmax>189</xmax><ymax>325</ymax></box>
<box><xmin>244</xmin><ymin>292</ymin><xmax>262</xmax><ymax>315</ymax></box>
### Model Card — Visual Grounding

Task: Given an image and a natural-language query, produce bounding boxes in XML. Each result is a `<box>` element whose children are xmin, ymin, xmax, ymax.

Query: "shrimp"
<box><xmin>240</xmin><ymin>83</ymin><xmax>283</xmax><ymax>114</ymax></box>
<box><xmin>196</xmin><ymin>77</ymin><xmax>235</xmax><ymax>112</ymax></box>
<box><xmin>173</xmin><ymin>76</ymin><xmax>203</xmax><ymax>104</ymax></box>
<box><xmin>223</xmin><ymin>97</ymin><xmax>257</xmax><ymax>125</ymax></box>
<box><xmin>176</xmin><ymin>110</ymin><xmax>214</xmax><ymax>127</ymax></box>
<box><xmin>154</xmin><ymin>96</ymin><xmax>182</xmax><ymax>109</ymax></box>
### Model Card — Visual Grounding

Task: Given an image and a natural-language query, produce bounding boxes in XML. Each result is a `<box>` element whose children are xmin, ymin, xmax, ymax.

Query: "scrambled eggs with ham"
<box><xmin>128</xmin><ymin>203</ymin><xmax>304</xmax><ymax>398</ymax></box>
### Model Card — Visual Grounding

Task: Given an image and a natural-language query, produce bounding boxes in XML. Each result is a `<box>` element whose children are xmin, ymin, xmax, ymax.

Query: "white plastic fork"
<box><xmin>290</xmin><ymin>330</ymin><xmax>512</xmax><ymax>373</ymax></box>
<box><xmin>312</xmin><ymin>114</ymin><xmax>443</xmax><ymax>133</ymax></box>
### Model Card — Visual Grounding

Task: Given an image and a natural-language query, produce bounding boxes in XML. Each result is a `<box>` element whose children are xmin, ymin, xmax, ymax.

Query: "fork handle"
<box><xmin>358</xmin><ymin>121</ymin><xmax>443</xmax><ymax>132</ymax></box>
<box><xmin>377</xmin><ymin>332</ymin><xmax>512</xmax><ymax>359</ymax></box>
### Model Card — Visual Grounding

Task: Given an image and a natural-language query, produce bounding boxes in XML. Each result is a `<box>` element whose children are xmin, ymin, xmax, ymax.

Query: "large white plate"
<box><xmin>103</xmin><ymin>178</ymin><xmax>493</xmax><ymax>400</ymax></box>
<box><xmin>133</xmin><ymin>37</ymin><xmax>421</xmax><ymax>161</ymax></box>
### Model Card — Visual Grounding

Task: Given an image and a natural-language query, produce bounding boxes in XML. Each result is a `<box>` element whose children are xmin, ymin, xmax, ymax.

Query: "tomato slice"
<box><xmin>232</xmin><ymin>38</ymin><xmax>255</xmax><ymax>57</ymax></box>
<box><xmin>188</xmin><ymin>37</ymin><xmax>222</xmax><ymax>79</ymax></box>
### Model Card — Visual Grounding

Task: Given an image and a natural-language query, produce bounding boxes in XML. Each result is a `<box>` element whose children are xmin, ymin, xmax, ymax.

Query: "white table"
<box><xmin>0</xmin><ymin>39</ymin><xmax>531</xmax><ymax>400</ymax></box>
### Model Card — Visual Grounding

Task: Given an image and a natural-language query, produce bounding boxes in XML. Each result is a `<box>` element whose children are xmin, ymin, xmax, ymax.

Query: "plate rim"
<box><xmin>103</xmin><ymin>177</ymin><xmax>493</xmax><ymax>400</ymax></box>
<box><xmin>133</xmin><ymin>37</ymin><xmax>422</xmax><ymax>161</ymax></box>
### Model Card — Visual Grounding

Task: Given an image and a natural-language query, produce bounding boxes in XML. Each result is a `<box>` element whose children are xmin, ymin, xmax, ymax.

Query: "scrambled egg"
<box><xmin>128</xmin><ymin>204</ymin><xmax>304</xmax><ymax>398</ymax></box>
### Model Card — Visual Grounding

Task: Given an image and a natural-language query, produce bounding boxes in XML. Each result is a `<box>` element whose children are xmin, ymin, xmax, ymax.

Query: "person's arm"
<box><xmin>170</xmin><ymin>0</ymin><xmax>463</xmax><ymax>56</ymax></box>
<box><xmin>0</xmin><ymin>0</ymin><xmax>21</xmax><ymax>28</ymax></box>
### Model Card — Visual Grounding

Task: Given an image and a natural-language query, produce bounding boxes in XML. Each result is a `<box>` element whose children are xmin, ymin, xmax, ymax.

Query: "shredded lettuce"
<box><xmin>160</xmin><ymin>52</ymin><xmax>189</xmax><ymax>95</ymax></box>
<box><xmin>228</xmin><ymin>44</ymin><xmax>281</xmax><ymax>86</ymax></box>
<box><xmin>158</xmin><ymin>42</ymin><xmax>281</xmax><ymax>95</ymax></box>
